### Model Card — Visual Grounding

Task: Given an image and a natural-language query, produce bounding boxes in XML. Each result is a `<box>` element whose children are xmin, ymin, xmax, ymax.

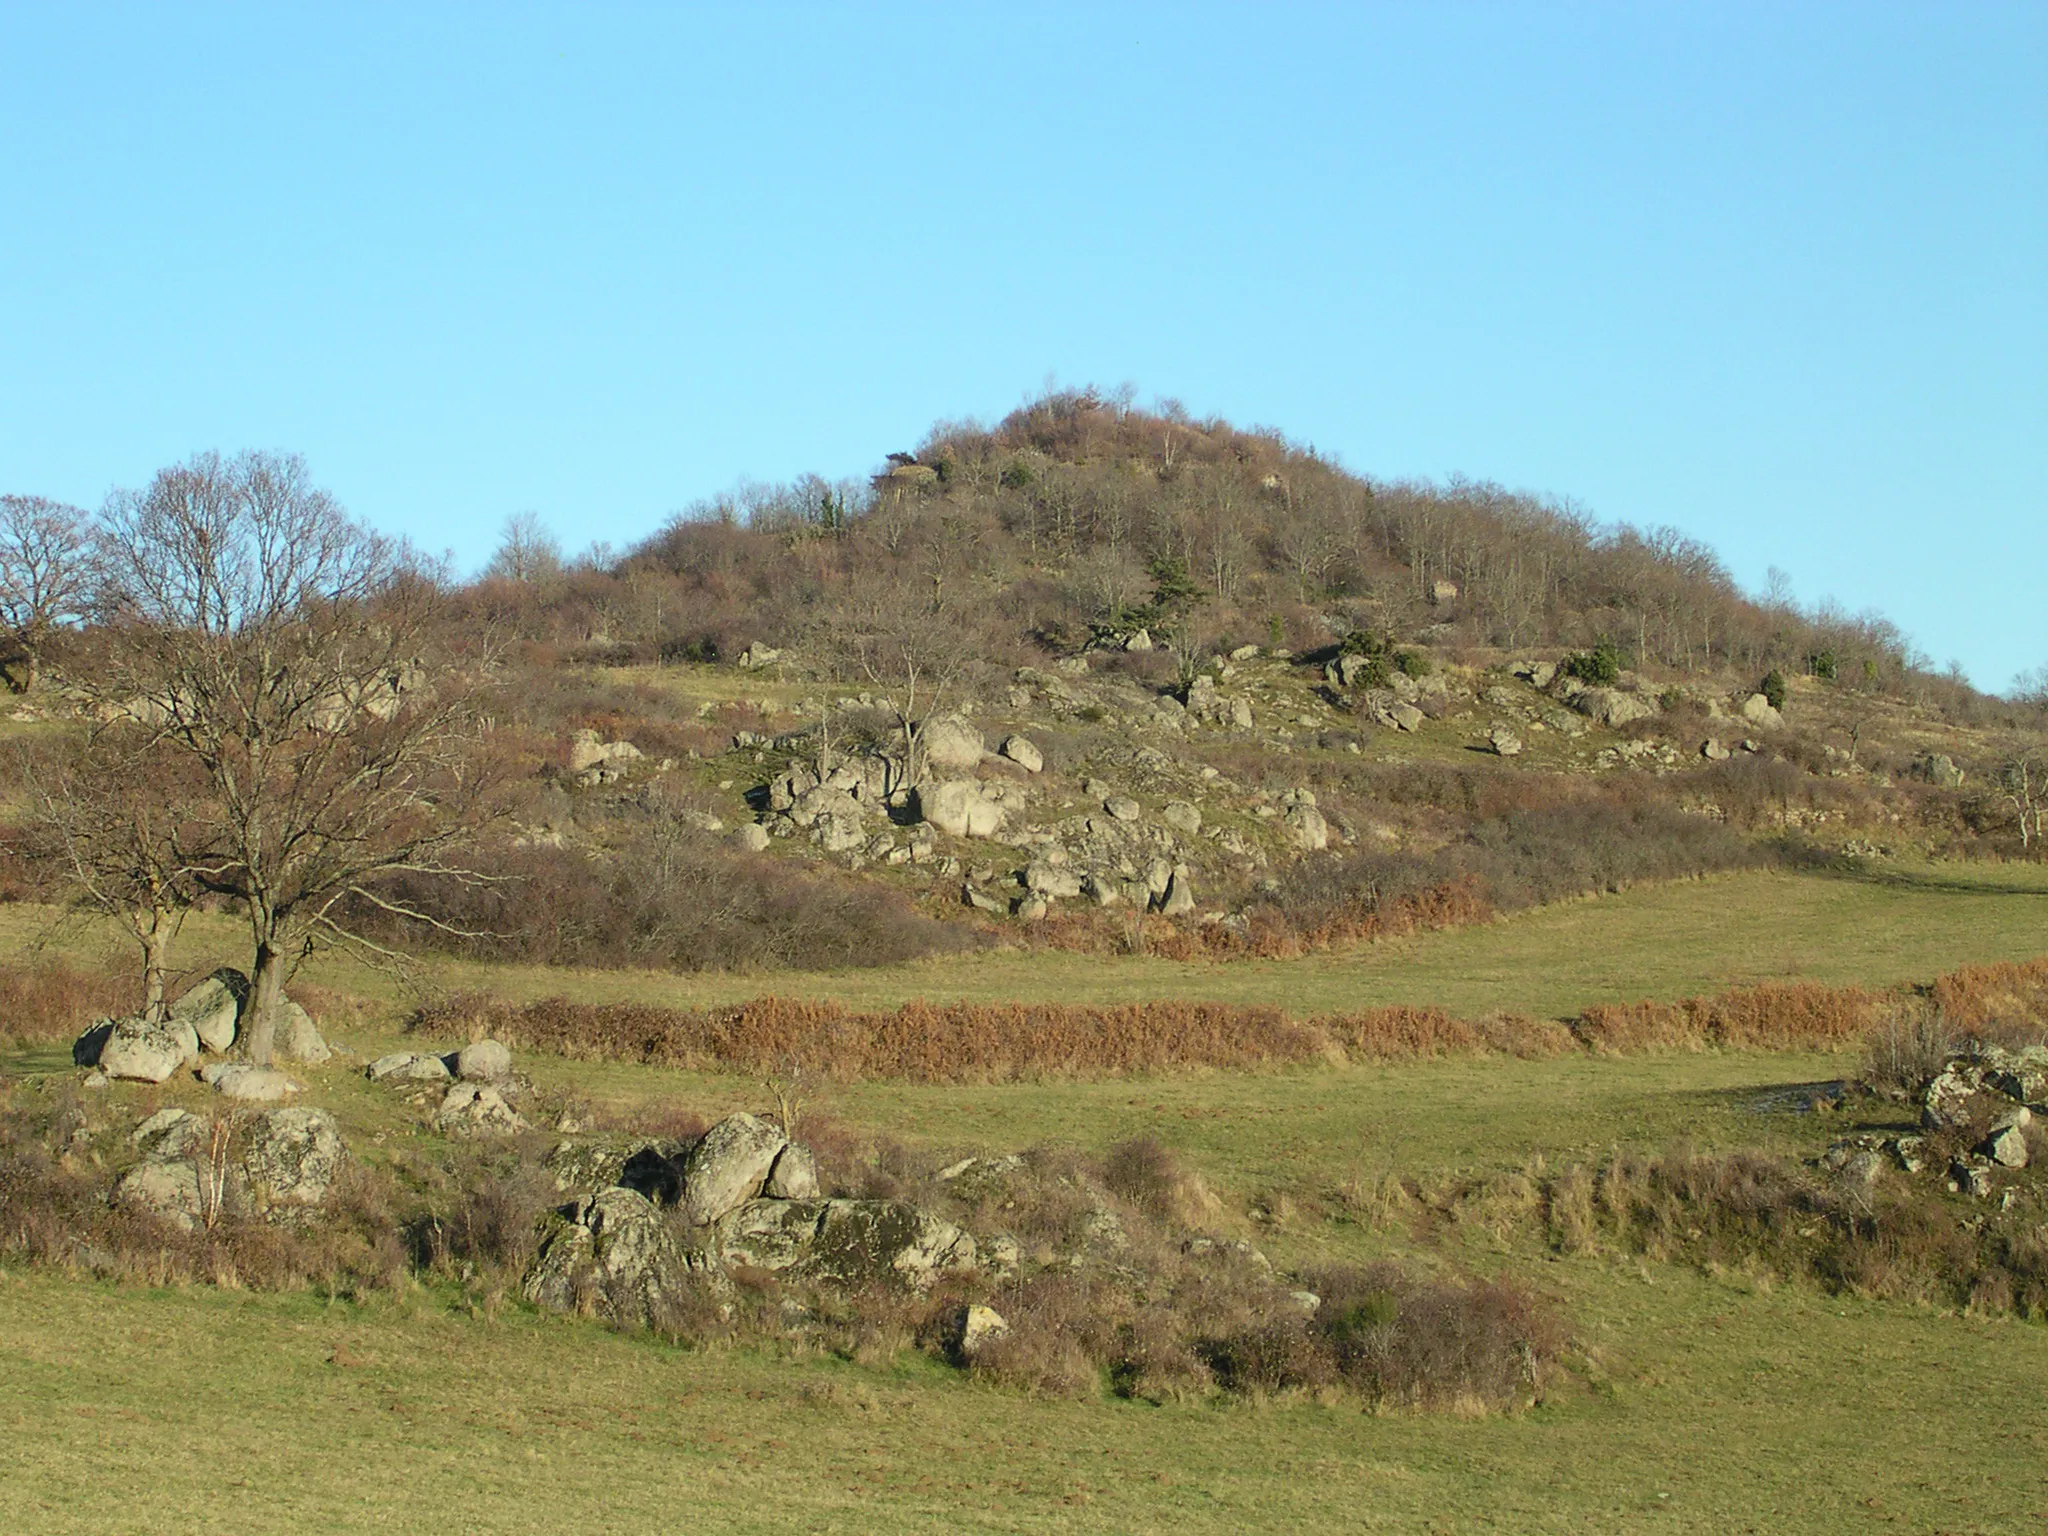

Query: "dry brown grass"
<box><xmin>0</xmin><ymin>962</ymin><xmax>137</xmax><ymax>1049</ymax></box>
<box><xmin>413</xmin><ymin>993</ymin><xmax>1577</xmax><ymax>1083</ymax></box>
<box><xmin>1575</xmin><ymin>980</ymin><xmax>1884</xmax><ymax>1054</ymax></box>
<box><xmin>411</xmin><ymin>952</ymin><xmax>2048</xmax><ymax>1084</ymax></box>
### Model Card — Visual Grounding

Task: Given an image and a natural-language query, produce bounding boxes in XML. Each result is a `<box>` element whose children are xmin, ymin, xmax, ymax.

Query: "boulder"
<box><xmin>1122</xmin><ymin>629</ymin><xmax>1153</xmax><ymax>652</ymax></box>
<box><xmin>764</xmin><ymin>1142</ymin><xmax>821</xmax><ymax>1200</ymax></box>
<box><xmin>1159</xmin><ymin>864</ymin><xmax>1196</xmax><ymax>917</ymax></box>
<box><xmin>1576</xmin><ymin>688</ymin><xmax>1654</xmax><ymax>727</ymax></box>
<box><xmin>713</xmin><ymin>1198</ymin><xmax>977</xmax><ymax>1289</ymax></box>
<box><xmin>272</xmin><ymin>1001</ymin><xmax>331</xmax><ymax>1065</ymax></box>
<box><xmin>367</xmin><ymin>1051</ymin><xmax>453</xmax><ymax>1083</ymax></box>
<box><xmin>99</xmin><ymin>1015</ymin><xmax>199</xmax><ymax>1083</ymax></box>
<box><xmin>816</xmin><ymin>810</ymin><xmax>867</xmax><ymax>855</ymax></box>
<box><xmin>1739</xmin><ymin>693</ymin><xmax>1782</xmax><ymax>728</ymax></box>
<box><xmin>1981</xmin><ymin>1123</ymin><xmax>2030</xmax><ymax>1169</ymax></box>
<box><xmin>1103</xmin><ymin>795</ymin><xmax>1142</xmax><ymax>823</ymax></box>
<box><xmin>736</xmin><ymin>641</ymin><xmax>782</xmax><ymax>670</ymax></box>
<box><xmin>1283</xmin><ymin>803</ymin><xmax>1330</xmax><ymax>852</ymax></box>
<box><xmin>1024</xmin><ymin>862</ymin><xmax>1084</xmax><ymax>900</ymax></box>
<box><xmin>118</xmin><ymin>1105</ymin><xmax>344</xmax><ymax>1227</ymax></box>
<box><xmin>1922</xmin><ymin>1059</ymin><xmax>2010</xmax><ymax>1131</ymax></box>
<box><xmin>1981</xmin><ymin>1045</ymin><xmax>2048</xmax><ymax>1104</ymax></box>
<box><xmin>456</xmin><ymin>1039</ymin><xmax>513</xmax><ymax>1081</ymax></box>
<box><xmin>1387</xmin><ymin>702</ymin><xmax>1424</xmax><ymax>732</ymax></box>
<box><xmin>169</xmin><ymin>969</ymin><xmax>247</xmax><ymax>1054</ymax></box>
<box><xmin>71</xmin><ymin>1020</ymin><xmax>115</xmax><ymax>1068</ymax></box>
<box><xmin>1488</xmin><ymin>726</ymin><xmax>1523</xmax><ymax>758</ymax></box>
<box><xmin>131</xmin><ymin>1106</ymin><xmax>204</xmax><ymax>1159</ymax></box>
<box><xmin>240</xmin><ymin>1108</ymin><xmax>347</xmax><ymax>1210</ymax></box>
<box><xmin>435</xmin><ymin>1081</ymin><xmax>528</xmax><ymax>1134</ymax></box>
<box><xmin>1701</xmin><ymin>738</ymin><xmax>1731</xmax><ymax>761</ymax></box>
<box><xmin>201</xmin><ymin>1063</ymin><xmax>299</xmax><ymax>1103</ymax></box>
<box><xmin>915</xmin><ymin>779</ymin><xmax>1012</xmax><ymax>840</ymax></box>
<box><xmin>524</xmin><ymin>1186</ymin><xmax>720</xmax><ymax>1328</ymax></box>
<box><xmin>1160</xmin><ymin>800</ymin><xmax>1203</xmax><ymax>837</ymax></box>
<box><xmin>114</xmin><ymin>1160</ymin><xmax>213</xmax><ymax>1231</ymax></box>
<box><xmin>735</xmin><ymin>821</ymin><xmax>772</xmax><ymax>852</ymax></box>
<box><xmin>569</xmin><ymin>730</ymin><xmax>645</xmax><ymax>781</ymax></box>
<box><xmin>948</xmin><ymin>1303</ymin><xmax>1010</xmax><ymax>1361</ymax></box>
<box><xmin>920</xmin><ymin>714</ymin><xmax>985</xmax><ymax>773</ymax></box>
<box><xmin>680</xmin><ymin>1113</ymin><xmax>788</xmax><ymax>1226</ymax></box>
<box><xmin>998</xmin><ymin>735</ymin><xmax>1043</xmax><ymax>773</ymax></box>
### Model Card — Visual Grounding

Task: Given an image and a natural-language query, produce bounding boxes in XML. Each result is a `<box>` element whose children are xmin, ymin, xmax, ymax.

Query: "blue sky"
<box><xmin>3</xmin><ymin>3</ymin><xmax>2043</xmax><ymax>687</ymax></box>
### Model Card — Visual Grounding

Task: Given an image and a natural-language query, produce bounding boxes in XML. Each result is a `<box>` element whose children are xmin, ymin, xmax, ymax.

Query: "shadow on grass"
<box><xmin>1794</xmin><ymin>850</ymin><xmax>2048</xmax><ymax>899</ymax></box>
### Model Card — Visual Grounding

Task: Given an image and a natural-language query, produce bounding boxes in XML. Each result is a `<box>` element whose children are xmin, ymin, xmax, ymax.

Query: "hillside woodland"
<box><xmin>2</xmin><ymin>390</ymin><xmax>2045</xmax><ymax>1001</ymax></box>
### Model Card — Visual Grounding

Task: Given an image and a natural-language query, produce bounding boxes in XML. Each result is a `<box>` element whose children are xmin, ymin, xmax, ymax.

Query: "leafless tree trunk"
<box><xmin>0</xmin><ymin>494</ymin><xmax>92</xmax><ymax>693</ymax></box>
<box><xmin>85</xmin><ymin>451</ymin><xmax>509</xmax><ymax>1064</ymax></box>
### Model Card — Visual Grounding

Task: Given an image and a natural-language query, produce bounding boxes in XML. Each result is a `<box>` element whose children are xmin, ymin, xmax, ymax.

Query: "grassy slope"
<box><xmin>5</xmin><ymin>861</ymin><xmax>2046</xmax><ymax>1022</ymax></box>
<box><xmin>3</xmin><ymin>1246</ymin><xmax>2042</xmax><ymax>1533</ymax></box>
<box><xmin>3</xmin><ymin>863</ymin><xmax>2046</xmax><ymax>1533</ymax></box>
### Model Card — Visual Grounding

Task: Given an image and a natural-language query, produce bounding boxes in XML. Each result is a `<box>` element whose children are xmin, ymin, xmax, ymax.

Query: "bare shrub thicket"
<box><xmin>413</xmin><ymin>993</ymin><xmax>1580</xmax><ymax>1083</ymax></box>
<box><xmin>1535</xmin><ymin>1148</ymin><xmax>2048</xmax><ymax>1318</ymax></box>
<box><xmin>348</xmin><ymin>835</ymin><xmax>967</xmax><ymax>973</ymax></box>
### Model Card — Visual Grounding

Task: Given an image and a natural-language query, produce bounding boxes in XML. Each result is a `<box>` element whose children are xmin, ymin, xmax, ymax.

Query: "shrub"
<box><xmin>344</xmin><ymin>834</ymin><xmax>969</xmax><ymax>974</ymax></box>
<box><xmin>1760</xmin><ymin>669</ymin><xmax>1788</xmax><ymax>711</ymax></box>
<box><xmin>1562</xmin><ymin>638</ymin><xmax>1621</xmax><ymax>686</ymax></box>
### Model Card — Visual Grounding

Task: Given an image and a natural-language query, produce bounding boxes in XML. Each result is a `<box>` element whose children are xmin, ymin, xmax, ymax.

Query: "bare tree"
<box><xmin>1997</xmin><ymin>749</ymin><xmax>2046</xmax><ymax>851</ymax></box>
<box><xmin>86</xmin><ymin>450</ymin><xmax>510</xmax><ymax>1064</ymax></box>
<box><xmin>484</xmin><ymin>511</ymin><xmax>564</xmax><ymax>585</ymax></box>
<box><xmin>15</xmin><ymin>726</ymin><xmax>210</xmax><ymax>1019</ymax></box>
<box><xmin>2012</xmin><ymin>665</ymin><xmax>2048</xmax><ymax>713</ymax></box>
<box><xmin>0</xmin><ymin>494</ymin><xmax>93</xmax><ymax>692</ymax></box>
<box><xmin>820</xmin><ymin>578</ymin><xmax>972</xmax><ymax>786</ymax></box>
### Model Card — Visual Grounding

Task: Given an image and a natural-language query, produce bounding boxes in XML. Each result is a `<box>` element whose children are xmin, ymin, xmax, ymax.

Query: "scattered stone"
<box><xmin>999</xmin><ymin>735</ymin><xmax>1043</xmax><ymax>772</ymax></box>
<box><xmin>1487</xmin><ymin>725</ymin><xmax>1523</xmax><ymax>757</ymax></box>
<box><xmin>1739</xmin><ymin>693</ymin><xmax>1783</xmax><ymax>728</ymax></box>
<box><xmin>435</xmin><ymin>1081</ymin><xmax>528</xmax><ymax>1134</ymax></box>
<box><xmin>202</xmin><ymin>1063</ymin><xmax>300</xmax><ymax>1103</ymax></box>
<box><xmin>1160</xmin><ymin>864</ymin><xmax>1196</xmax><ymax>917</ymax></box>
<box><xmin>1122</xmin><ymin>629</ymin><xmax>1153</xmax><ymax>652</ymax></box>
<box><xmin>1702</xmin><ymin>738</ymin><xmax>1731</xmax><ymax>761</ymax></box>
<box><xmin>367</xmin><ymin>1051</ymin><xmax>453</xmax><ymax>1083</ymax></box>
<box><xmin>735</xmin><ymin>821</ymin><xmax>772</xmax><ymax>852</ymax></box>
<box><xmin>1283</xmin><ymin>802</ymin><xmax>1330</xmax><ymax>851</ymax></box>
<box><xmin>1103</xmin><ymin>794</ymin><xmax>1142</xmax><ymax>822</ymax></box>
<box><xmin>1160</xmin><ymin>800</ymin><xmax>1202</xmax><ymax>836</ymax></box>
<box><xmin>455</xmin><ymin>1039</ymin><xmax>512</xmax><ymax>1081</ymax></box>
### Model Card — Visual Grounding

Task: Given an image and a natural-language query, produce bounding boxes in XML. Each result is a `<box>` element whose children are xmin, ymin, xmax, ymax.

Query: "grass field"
<box><xmin>6</xmin><ymin>861</ymin><xmax>2046</xmax><ymax>1023</ymax></box>
<box><xmin>0</xmin><ymin>1261</ymin><xmax>2041</xmax><ymax>1535</ymax></box>
<box><xmin>3</xmin><ymin>863</ymin><xmax>2045</xmax><ymax>1533</ymax></box>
